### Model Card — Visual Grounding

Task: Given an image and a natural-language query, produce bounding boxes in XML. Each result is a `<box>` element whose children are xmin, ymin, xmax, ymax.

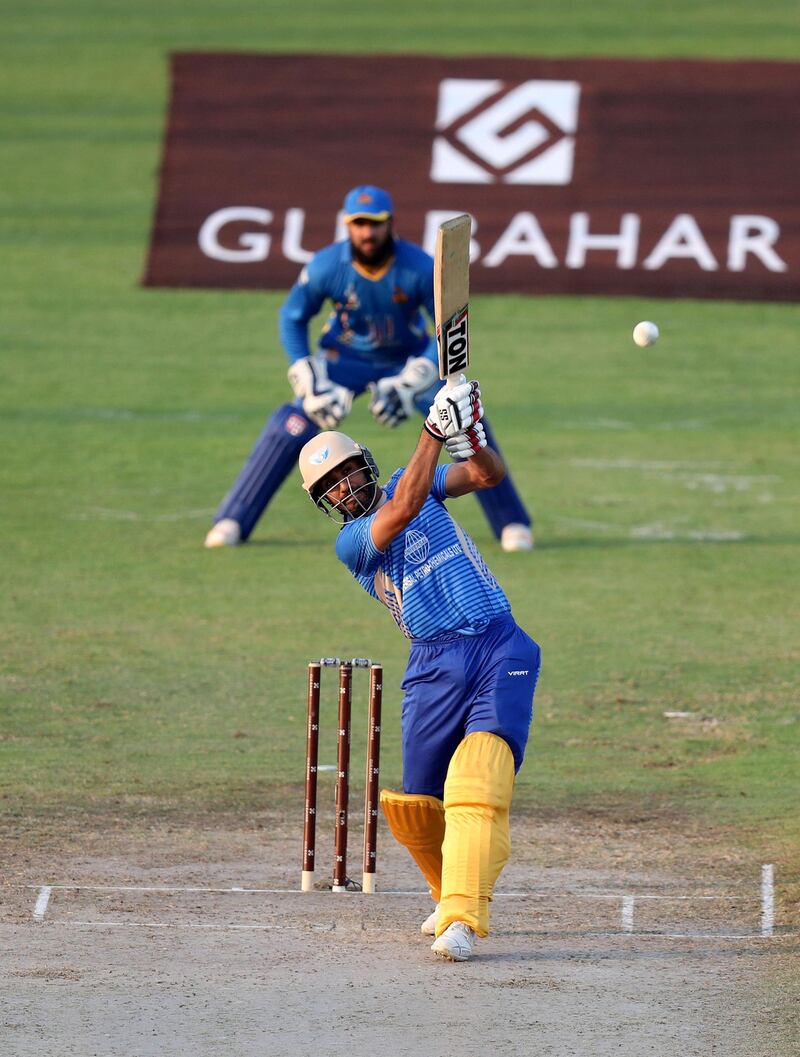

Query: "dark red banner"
<box><xmin>144</xmin><ymin>54</ymin><xmax>800</xmax><ymax>300</ymax></box>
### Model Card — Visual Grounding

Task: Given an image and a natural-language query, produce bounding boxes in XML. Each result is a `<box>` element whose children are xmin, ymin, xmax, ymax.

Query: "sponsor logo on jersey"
<box><xmin>404</xmin><ymin>529</ymin><xmax>430</xmax><ymax>565</ymax></box>
<box><xmin>431</xmin><ymin>78</ymin><xmax>580</xmax><ymax>186</ymax></box>
<box><xmin>285</xmin><ymin>413</ymin><xmax>308</xmax><ymax>436</ymax></box>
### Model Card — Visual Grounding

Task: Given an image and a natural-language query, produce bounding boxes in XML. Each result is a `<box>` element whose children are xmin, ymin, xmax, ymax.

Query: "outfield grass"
<box><xmin>1</xmin><ymin>3</ymin><xmax>798</xmax><ymax>882</ymax></box>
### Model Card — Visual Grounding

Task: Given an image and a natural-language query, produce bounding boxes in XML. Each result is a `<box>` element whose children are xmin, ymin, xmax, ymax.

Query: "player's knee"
<box><xmin>443</xmin><ymin>732</ymin><xmax>515</xmax><ymax>811</ymax></box>
<box><xmin>380</xmin><ymin>790</ymin><xmax>445</xmax><ymax>849</ymax></box>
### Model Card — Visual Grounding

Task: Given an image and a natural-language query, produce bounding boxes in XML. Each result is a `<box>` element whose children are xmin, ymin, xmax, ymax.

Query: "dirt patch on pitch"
<box><xmin>1</xmin><ymin>806</ymin><xmax>797</xmax><ymax>1056</ymax></box>
<box><xmin>0</xmin><ymin>801</ymin><xmax>785</xmax><ymax>892</ymax></box>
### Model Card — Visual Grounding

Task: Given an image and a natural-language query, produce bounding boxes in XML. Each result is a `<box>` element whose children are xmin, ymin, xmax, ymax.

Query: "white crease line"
<box><xmin>24</xmin><ymin>884</ymin><xmax>310</xmax><ymax>894</ymax></box>
<box><xmin>21</xmin><ymin>922</ymin><xmax>790</xmax><ymax>940</ymax></box>
<box><xmin>19</xmin><ymin>884</ymin><xmax>335</xmax><ymax>895</ymax></box>
<box><xmin>32</xmin><ymin>886</ymin><xmax>52</xmax><ymax>922</ymax></box>
<box><xmin>761</xmin><ymin>864</ymin><xmax>774</xmax><ymax>937</ymax></box>
<box><xmin>621</xmin><ymin>895</ymin><xmax>749</xmax><ymax>901</ymax></box>
<box><xmin>621</xmin><ymin>895</ymin><xmax>635</xmax><ymax>933</ymax></box>
<box><xmin>619</xmin><ymin>933</ymin><xmax>783</xmax><ymax>941</ymax></box>
<box><xmin>620</xmin><ymin>934</ymin><xmax>789</xmax><ymax>941</ymax></box>
<box><xmin>12</xmin><ymin>884</ymin><xmax>751</xmax><ymax>901</ymax></box>
<box><xmin>40</xmin><ymin>921</ymin><xmax>333</xmax><ymax>931</ymax></box>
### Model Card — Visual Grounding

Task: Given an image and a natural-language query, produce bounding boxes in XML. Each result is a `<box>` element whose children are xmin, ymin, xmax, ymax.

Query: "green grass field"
<box><xmin>2</xmin><ymin>3</ymin><xmax>798</xmax><ymax>894</ymax></box>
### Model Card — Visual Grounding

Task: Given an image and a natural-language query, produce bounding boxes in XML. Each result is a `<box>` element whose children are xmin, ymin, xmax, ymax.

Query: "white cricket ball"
<box><xmin>633</xmin><ymin>320</ymin><xmax>659</xmax><ymax>347</ymax></box>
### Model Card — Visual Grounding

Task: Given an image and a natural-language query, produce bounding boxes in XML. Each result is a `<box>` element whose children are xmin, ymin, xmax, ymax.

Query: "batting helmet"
<box><xmin>298</xmin><ymin>431</ymin><xmax>380</xmax><ymax>523</ymax></box>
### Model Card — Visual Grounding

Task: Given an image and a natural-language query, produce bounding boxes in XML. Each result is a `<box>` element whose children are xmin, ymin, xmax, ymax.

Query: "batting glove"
<box><xmin>445</xmin><ymin>421</ymin><xmax>488</xmax><ymax>460</ymax></box>
<box><xmin>288</xmin><ymin>356</ymin><xmax>354</xmax><ymax>430</ymax></box>
<box><xmin>424</xmin><ymin>378</ymin><xmax>483</xmax><ymax>440</ymax></box>
<box><xmin>368</xmin><ymin>356</ymin><xmax>439</xmax><ymax>428</ymax></box>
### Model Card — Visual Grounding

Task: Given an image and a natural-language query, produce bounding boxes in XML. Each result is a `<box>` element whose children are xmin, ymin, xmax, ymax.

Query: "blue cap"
<box><xmin>342</xmin><ymin>186</ymin><xmax>394</xmax><ymax>221</ymax></box>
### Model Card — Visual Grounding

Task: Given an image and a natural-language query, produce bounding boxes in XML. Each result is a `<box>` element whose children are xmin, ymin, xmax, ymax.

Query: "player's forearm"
<box><xmin>465</xmin><ymin>444</ymin><xmax>505</xmax><ymax>488</ymax></box>
<box><xmin>369</xmin><ymin>430</ymin><xmax>442</xmax><ymax>551</ymax></box>
<box><xmin>279</xmin><ymin>287</ymin><xmax>317</xmax><ymax>361</ymax></box>
<box><xmin>390</xmin><ymin>430</ymin><xmax>443</xmax><ymax>520</ymax></box>
<box><xmin>279</xmin><ymin>315</ymin><xmax>312</xmax><ymax>362</ymax></box>
<box><xmin>444</xmin><ymin>438</ymin><xmax>506</xmax><ymax>497</ymax></box>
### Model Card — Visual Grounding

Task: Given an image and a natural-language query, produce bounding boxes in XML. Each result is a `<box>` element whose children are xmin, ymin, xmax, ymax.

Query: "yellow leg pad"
<box><xmin>380</xmin><ymin>790</ymin><xmax>445</xmax><ymax>902</ymax></box>
<box><xmin>438</xmin><ymin>732</ymin><xmax>515</xmax><ymax>939</ymax></box>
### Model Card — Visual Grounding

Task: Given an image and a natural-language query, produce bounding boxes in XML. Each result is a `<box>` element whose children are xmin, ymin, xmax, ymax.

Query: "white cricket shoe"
<box><xmin>431</xmin><ymin>921</ymin><xmax>476</xmax><ymax>962</ymax></box>
<box><xmin>204</xmin><ymin>518</ymin><xmax>242</xmax><ymax>548</ymax></box>
<box><xmin>501</xmin><ymin>523</ymin><xmax>533</xmax><ymax>552</ymax></box>
<box><xmin>420</xmin><ymin>905</ymin><xmax>439</xmax><ymax>936</ymax></box>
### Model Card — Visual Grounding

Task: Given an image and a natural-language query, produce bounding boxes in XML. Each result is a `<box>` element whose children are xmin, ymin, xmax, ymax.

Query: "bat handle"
<box><xmin>445</xmin><ymin>372</ymin><xmax>466</xmax><ymax>390</ymax></box>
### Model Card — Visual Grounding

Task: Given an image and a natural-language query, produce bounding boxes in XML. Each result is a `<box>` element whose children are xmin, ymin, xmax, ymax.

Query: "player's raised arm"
<box><xmin>443</xmin><ymin>419</ymin><xmax>506</xmax><ymax>497</ymax></box>
<box><xmin>370</xmin><ymin>378</ymin><xmax>484</xmax><ymax>549</ymax></box>
<box><xmin>369</xmin><ymin>431</ymin><xmax>442</xmax><ymax>551</ymax></box>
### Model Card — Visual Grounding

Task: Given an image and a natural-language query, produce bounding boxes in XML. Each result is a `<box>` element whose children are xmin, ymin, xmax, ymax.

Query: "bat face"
<box><xmin>433</xmin><ymin>214</ymin><xmax>471</xmax><ymax>384</ymax></box>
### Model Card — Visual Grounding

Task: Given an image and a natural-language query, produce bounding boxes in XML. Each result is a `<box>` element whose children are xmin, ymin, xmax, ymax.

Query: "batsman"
<box><xmin>297</xmin><ymin>377</ymin><xmax>541</xmax><ymax>961</ymax></box>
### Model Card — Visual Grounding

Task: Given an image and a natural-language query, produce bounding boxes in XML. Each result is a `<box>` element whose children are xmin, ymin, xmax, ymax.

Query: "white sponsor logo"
<box><xmin>404</xmin><ymin>529</ymin><xmax>430</xmax><ymax>565</ymax></box>
<box><xmin>431</xmin><ymin>78</ymin><xmax>580</xmax><ymax>185</ymax></box>
<box><xmin>198</xmin><ymin>208</ymin><xmax>788</xmax><ymax>275</ymax></box>
<box><xmin>309</xmin><ymin>447</ymin><xmax>329</xmax><ymax>465</ymax></box>
<box><xmin>508</xmin><ymin>670</ymin><xmax>529</xmax><ymax>676</ymax></box>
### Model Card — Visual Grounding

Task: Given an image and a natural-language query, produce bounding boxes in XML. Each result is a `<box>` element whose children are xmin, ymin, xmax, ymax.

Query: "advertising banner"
<box><xmin>144</xmin><ymin>54</ymin><xmax>800</xmax><ymax>300</ymax></box>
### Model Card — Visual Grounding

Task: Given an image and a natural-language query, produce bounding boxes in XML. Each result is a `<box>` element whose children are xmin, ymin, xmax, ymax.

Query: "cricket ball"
<box><xmin>633</xmin><ymin>320</ymin><xmax>659</xmax><ymax>347</ymax></box>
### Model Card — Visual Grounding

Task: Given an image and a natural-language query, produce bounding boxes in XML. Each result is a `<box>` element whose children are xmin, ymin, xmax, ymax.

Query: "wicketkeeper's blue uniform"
<box><xmin>212</xmin><ymin>237</ymin><xmax>531</xmax><ymax>541</ymax></box>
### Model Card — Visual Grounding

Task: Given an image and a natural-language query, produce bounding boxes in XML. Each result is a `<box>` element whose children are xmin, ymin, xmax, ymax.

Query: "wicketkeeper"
<box><xmin>298</xmin><ymin>377</ymin><xmax>541</xmax><ymax>961</ymax></box>
<box><xmin>205</xmin><ymin>185</ymin><xmax>533</xmax><ymax>552</ymax></box>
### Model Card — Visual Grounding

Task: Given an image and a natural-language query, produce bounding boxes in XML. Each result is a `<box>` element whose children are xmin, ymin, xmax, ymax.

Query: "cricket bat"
<box><xmin>433</xmin><ymin>214</ymin><xmax>471</xmax><ymax>388</ymax></box>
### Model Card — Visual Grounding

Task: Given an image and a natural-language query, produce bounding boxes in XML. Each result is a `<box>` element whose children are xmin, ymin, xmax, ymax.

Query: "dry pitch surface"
<box><xmin>1</xmin><ymin>812</ymin><xmax>797</xmax><ymax>1057</ymax></box>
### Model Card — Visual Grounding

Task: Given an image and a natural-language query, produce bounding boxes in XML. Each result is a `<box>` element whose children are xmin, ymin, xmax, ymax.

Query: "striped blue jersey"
<box><xmin>335</xmin><ymin>465</ymin><xmax>511</xmax><ymax>641</ymax></box>
<box><xmin>279</xmin><ymin>238</ymin><xmax>437</xmax><ymax>370</ymax></box>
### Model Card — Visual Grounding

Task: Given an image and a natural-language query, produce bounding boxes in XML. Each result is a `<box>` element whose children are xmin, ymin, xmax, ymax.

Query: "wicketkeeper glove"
<box><xmin>288</xmin><ymin>356</ymin><xmax>354</xmax><ymax>431</ymax></box>
<box><xmin>445</xmin><ymin>421</ymin><xmax>488</xmax><ymax>460</ymax></box>
<box><xmin>424</xmin><ymin>378</ymin><xmax>483</xmax><ymax>441</ymax></box>
<box><xmin>368</xmin><ymin>356</ymin><xmax>439</xmax><ymax>428</ymax></box>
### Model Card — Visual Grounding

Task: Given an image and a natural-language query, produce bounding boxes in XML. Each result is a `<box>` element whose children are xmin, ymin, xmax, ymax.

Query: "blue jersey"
<box><xmin>279</xmin><ymin>238</ymin><xmax>437</xmax><ymax>371</ymax></box>
<box><xmin>335</xmin><ymin>465</ymin><xmax>512</xmax><ymax>641</ymax></box>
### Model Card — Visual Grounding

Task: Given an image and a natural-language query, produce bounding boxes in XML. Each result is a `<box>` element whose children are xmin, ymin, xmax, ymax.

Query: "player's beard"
<box><xmin>352</xmin><ymin>235</ymin><xmax>395</xmax><ymax>269</ymax></box>
<box><xmin>340</xmin><ymin>478</ymin><xmax>380</xmax><ymax>521</ymax></box>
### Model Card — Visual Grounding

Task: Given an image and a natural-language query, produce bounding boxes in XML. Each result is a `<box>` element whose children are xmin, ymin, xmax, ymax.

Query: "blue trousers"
<box><xmin>400</xmin><ymin>613</ymin><xmax>541</xmax><ymax>799</ymax></box>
